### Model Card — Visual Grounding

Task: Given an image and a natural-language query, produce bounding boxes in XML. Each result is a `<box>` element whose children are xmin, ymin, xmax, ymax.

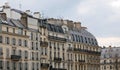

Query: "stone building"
<box><xmin>101</xmin><ymin>46</ymin><xmax>120</xmax><ymax>70</ymax></box>
<box><xmin>0</xmin><ymin>3</ymin><xmax>101</xmax><ymax>70</ymax></box>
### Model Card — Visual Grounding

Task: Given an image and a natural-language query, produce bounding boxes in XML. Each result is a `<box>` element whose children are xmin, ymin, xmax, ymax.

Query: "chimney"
<box><xmin>20</xmin><ymin>13</ymin><xmax>28</xmax><ymax>27</ymax></box>
<box><xmin>75</xmin><ymin>22</ymin><xmax>81</xmax><ymax>29</ymax></box>
<box><xmin>33</xmin><ymin>12</ymin><xmax>41</xmax><ymax>19</ymax></box>
<box><xmin>2</xmin><ymin>2</ymin><xmax>11</xmax><ymax>18</ymax></box>
<box><xmin>3</xmin><ymin>2</ymin><xmax>10</xmax><ymax>8</ymax></box>
<box><xmin>25</xmin><ymin>10</ymin><xmax>31</xmax><ymax>15</ymax></box>
<box><xmin>0</xmin><ymin>13</ymin><xmax>7</xmax><ymax>20</ymax></box>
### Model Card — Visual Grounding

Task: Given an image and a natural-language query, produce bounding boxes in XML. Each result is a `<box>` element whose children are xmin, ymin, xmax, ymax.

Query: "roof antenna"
<box><xmin>19</xmin><ymin>0</ymin><xmax>22</xmax><ymax>10</ymax></box>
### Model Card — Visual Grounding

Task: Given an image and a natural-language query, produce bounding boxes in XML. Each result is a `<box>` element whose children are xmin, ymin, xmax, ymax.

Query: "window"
<box><xmin>31</xmin><ymin>42</ymin><xmax>34</xmax><ymax>50</ymax></box>
<box><xmin>63</xmin><ymin>53</ymin><xmax>64</xmax><ymax>60</ymax></box>
<box><xmin>54</xmin><ymin>52</ymin><xmax>56</xmax><ymax>57</ymax></box>
<box><xmin>6</xmin><ymin>48</ymin><xmax>9</xmax><ymax>58</ymax></box>
<box><xmin>12</xmin><ymin>49</ymin><xmax>16</xmax><ymax>55</ymax></box>
<box><xmin>12</xmin><ymin>38</ymin><xmax>16</xmax><ymax>45</ymax></box>
<box><xmin>25</xmin><ymin>51</ymin><xmax>28</xmax><ymax>59</ymax></box>
<box><xmin>19</xmin><ymin>50</ymin><xmax>22</xmax><ymax>58</ymax></box>
<box><xmin>0</xmin><ymin>36</ymin><xmax>2</xmax><ymax>43</ymax></box>
<box><xmin>36</xmin><ymin>52</ymin><xmax>38</xmax><ymax>60</ymax></box>
<box><xmin>13</xmin><ymin>28</ymin><xmax>15</xmax><ymax>33</ymax></box>
<box><xmin>6</xmin><ymin>27</ymin><xmax>9</xmax><ymax>32</ymax></box>
<box><xmin>110</xmin><ymin>65</ymin><xmax>112</xmax><ymax>69</ymax></box>
<box><xmin>25</xmin><ymin>31</ymin><xmax>27</xmax><ymax>36</ymax></box>
<box><xmin>31</xmin><ymin>32</ymin><xmax>33</xmax><ymax>40</ymax></box>
<box><xmin>18</xmin><ymin>39</ymin><xmax>22</xmax><ymax>46</ymax></box>
<box><xmin>5</xmin><ymin>37</ymin><xmax>9</xmax><ymax>44</ymax></box>
<box><xmin>6</xmin><ymin>61</ymin><xmax>9</xmax><ymax>69</ymax></box>
<box><xmin>81</xmin><ymin>36</ymin><xmax>83</xmax><ymax>43</ymax></box>
<box><xmin>45</xmin><ymin>48</ymin><xmax>47</xmax><ymax>55</ymax></box>
<box><xmin>24</xmin><ymin>40</ymin><xmax>27</xmax><ymax>47</ymax></box>
<box><xmin>0</xmin><ymin>48</ymin><xmax>3</xmax><ymax>56</ymax></box>
<box><xmin>25</xmin><ymin>62</ymin><xmax>28</xmax><ymax>70</ymax></box>
<box><xmin>104</xmin><ymin>66</ymin><xmax>106</xmax><ymax>69</ymax></box>
<box><xmin>18</xmin><ymin>28</ymin><xmax>23</xmax><ymax>35</ymax></box>
<box><xmin>36</xmin><ymin>42</ymin><xmax>38</xmax><ymax>50</ymax></box>
<box><xmin>0</xmin><ymin>61</ymin><xmax>3</xmax><ymax>69</ymax></box>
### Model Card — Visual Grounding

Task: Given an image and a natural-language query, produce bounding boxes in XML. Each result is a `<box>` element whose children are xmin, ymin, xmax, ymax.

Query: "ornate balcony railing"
<box><xmin>48</xmin><ymin>35</ymin><xmax>67</xmax><ymax>42</ymax></box>
<box><xmin>78</xmin><ymin>60</ymin><xmax>85</xmax><ymax>63</ymax></box>
<box><xmin>40</xmin><ymin>41</ymin><xmax>48</xmax><ymax>47</ymax></box>
<box><xmin>54</xmin><ymin>57</ymin><xmax>62</xmax><ymax>62</ymax></box>
<box><xmin>11</xmin><ymin>55</ymin><xmax>21</xmax><ymax>61</ymax></box>
<box><xmin>41</xmin><ymin>63</ymin><xmax>49</xmax><ymax>68</ymax></box>
<box><xmin>73</xmin><ymin>48</ymin><xmax>101</xmax><ymax>55</ymax></box>
<box><xmin>52</xmin><ymin>68</ymin><xmax>67</xmax><ymax>70</ymax></box>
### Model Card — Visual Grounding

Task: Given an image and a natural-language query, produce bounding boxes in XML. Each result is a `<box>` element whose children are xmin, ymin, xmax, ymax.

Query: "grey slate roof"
<box><xmin>70</xmin><ymin>28</ymin><xmax>98</xmax><ymax>46</ymax></box>
<box><xmin>0</xmin><ymin>13</ymin><xmax>25</xmax><ymax>29</ymax></box>
<box><xmin>47</xmin><ymin>23</ymin><xmax>64</xmax><ymax>34</ymax></box>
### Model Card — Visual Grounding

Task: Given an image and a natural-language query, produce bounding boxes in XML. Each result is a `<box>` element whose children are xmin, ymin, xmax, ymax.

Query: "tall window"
<box><xmin>0</xmin><ymin>61</ymin><xmax>3</xmax><ymax>69</ymax></box>
<box><xmin>36</xmin><ymin>42</ymin><xmax>38</xmax><ymax>50</ymax></box>
<box><xmin>6</xmin><ymin>27</ymin><xmax>9</xmax><ymax>32</ymax></box>
<box><xmin>45</xmin><ymin>48</ymin><xmax>47</xmax><ymax>55</ymax></box>
<box><xmin>5</xmin><ymin>37</ymin><xmax>9</xmax><ymax>44</ymax></box>
<box><xmin>36</xmin><ymin>52</ymin><xmax>38</xmax><ymax>60</ymax></box>
<box><xmin>18</xmin><ymin>39</ymin><xmax>22</xmax><ymax>46</ymax></box>
<box><xmin>25</xmin><ymin>62</ymin><xmax>28</xmax><ymax>70</ymax></box>
<box><xmin>25</xmin><ymin>51</ymin><xmax>28</xmax><ymax>59</ymax></box>
<box><xmin>63</xmin><ymin>53</ymin><xmax>64</xmax><ymax>60</ymax></box>
<box><xmin>12</xmin><ymin>38</ymin><xmax>16</xmax><ymax>45</ymax></box>
<box><xmin>13</xmin><ymin>28</ymin><xmax>15</xmax><ymax>33</ymax></box>
<box><xmin>6</xmin><ymin>61</ymin><xmax>9</xmax><ymax>69</ymax></box>
<box><xmin>18</xmin><ymin>28</ymin><xmax>23</xmax><ymax>35</ymax></box>
<box><xmin>24</xmin><ymin>40</ymin><xmax>27</xmax><ymax>47</ymax></box>
<box><xmin>6</xmin><ymin>48</ymin><xmax>9</xmax><ymax>58</ymax></box>
<box><xmin>0</xmin><ymin>48</ymin><xmax>3</xmax><ymax>56</ymax></box>
<box><xmin>0</xmin><ymin>36</ymin><xmax>2</xmax><ymax>43</ymax></box>
<box><xmin>31</xmin><ymin>32</ymin><xmax>33</xmax><ymax>40</ymax></box>
<box><xmin>31</xmin><ymin>42</ymin><xmax>34</xmax><ymax>50</ymax></box>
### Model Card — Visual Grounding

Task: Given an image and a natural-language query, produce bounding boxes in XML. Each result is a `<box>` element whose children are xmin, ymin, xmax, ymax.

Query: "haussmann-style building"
<box><xmin>0</xmin><ymin>3</ymin><xmax>101</xmax><ymax>70</ymax></box>
<box><xmin>101</xmin><ymin>46</ymin><xmax>120</xmax><ymax>70</ymax></box>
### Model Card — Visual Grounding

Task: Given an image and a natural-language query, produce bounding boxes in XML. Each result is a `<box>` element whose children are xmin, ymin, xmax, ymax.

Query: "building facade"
<box><xmin>101</xmin><ymin>46</ymin><xmax>120</xmax><ymax>70</ymax></box>
<box><xmin>0</xmin><ymin>3</ymin><xmax>101</xmax><ymax>70</ymax></box>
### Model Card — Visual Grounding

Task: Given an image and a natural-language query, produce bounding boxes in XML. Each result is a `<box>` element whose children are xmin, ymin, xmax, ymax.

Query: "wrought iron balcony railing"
<box><xmin>40</xmin><ymin>41</ymin><xmax>48</xmax><ymax>47</ymax></box>
<box><xmin>11</xmin><ymin>55</ymin><xmax>21</xmax><ymax>61</ymax></box>
<box><xmin>41</xmin><ymin>63</ymin><xmax>49</xmax><ymax>68</ymax></box>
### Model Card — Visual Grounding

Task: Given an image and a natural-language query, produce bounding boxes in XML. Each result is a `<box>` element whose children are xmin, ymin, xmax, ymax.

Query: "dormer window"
<box><xmin>18</xmin><ymin>28</ymin><xmax>23</xmax><ymax>35</ymax></box>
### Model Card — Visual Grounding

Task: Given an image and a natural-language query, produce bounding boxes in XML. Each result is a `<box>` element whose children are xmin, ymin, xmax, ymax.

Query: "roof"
<box><xmin>70</xmin><ymin>28</ymin><xmax>98</xmax><ymax>46</ymax></box>
<box><xmin>0</xmin><ymin>13</ymin><xmax>26</xmax><ymax>29</ymax></box>
<box><xmin>47</xmin><ymin>23</ymin><xmax>64</xmax><ymax>34</ymax></box>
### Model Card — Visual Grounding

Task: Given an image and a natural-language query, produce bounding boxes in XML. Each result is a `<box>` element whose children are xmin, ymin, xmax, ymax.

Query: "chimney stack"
<box><xmin>0</xmin><ymin>13</ymin><xmax>7</xmax><ymax>20</ymax></box>
<box><xmin>75</xmin><ymin>22</ymin><xmax>81</xmax><ymax>29</ymax></box>
<box><xmin>25</xmin><ymin>10</ymin><xmax>31</xmax><ymax>15</ymax></box>
<box><xmin>20</xmin><ymin>13</ymin><xmax>28</xmax><ymax>28</ymax></box>
<box><xmin>33</xmin><ymin>12</ymin><xmax>41</xmax><ymax>19</ymax></box>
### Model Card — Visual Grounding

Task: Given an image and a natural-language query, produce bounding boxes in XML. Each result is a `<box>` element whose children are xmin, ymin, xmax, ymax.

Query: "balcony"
<box><xmin>41</xmin><ymin>63</ymin><xmax>49</xmax><ymax>68</ymax></box>
<box><xmin>48</xmin><ymin>35</ymin><xmax>67</xmax><ymax>42</ymax></box>
<box><xmin>78</xmin><ymin>60</ymin><xmax>85</xmax><ymax>63</ymax></box>
<box><xmin>73</xmin><ymin>48</ymin><xmax>87</xmax><ymax>53</ymax></box>
<box><xmin>54</xmin><ymin>57</ymin><xmax>62</xmax><ymax>62</ymax></box>
<box><xmin>2</xmin><ymin>31</ymin><xmax>29</xmax><ymax>38</ymax></box>
<box><xmin>40</xmin><ymin>41</ymin><xmax>48</xmax><ymax>47</ymax></box>
<box><xmin>11</xmin><ymin>55</ymin><xmax>21</xmax><ymax>61</ymax></box>
<box><xmin>39</xmin><ymin>23</ymin><xmax>47</xmax><ymax>28</ymax></box>
<box><xmin>87</xmin><ymin>50</ymin><xmax>101</xmax><ymax>55</ymax></box>
<box><xmin>73</xmin><ymin>48</ymin><xmax>101</xmax><ymax>55</ymax></box>
<box><xmin>67</xmin><ymin>48</ymin><xmax>73</xmax><ymax>51</ymax></box>
<box><xmin>52</xmin><ymin>68</ymin><xmax>67</xmax><ymax>70</ymax></box>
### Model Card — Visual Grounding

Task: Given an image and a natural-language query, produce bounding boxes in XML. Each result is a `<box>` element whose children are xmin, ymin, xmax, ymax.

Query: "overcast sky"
<box><xmin>0</xmin><ymin>0</ymin><xmax>120</xmax><ymax>47</ymax></box>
